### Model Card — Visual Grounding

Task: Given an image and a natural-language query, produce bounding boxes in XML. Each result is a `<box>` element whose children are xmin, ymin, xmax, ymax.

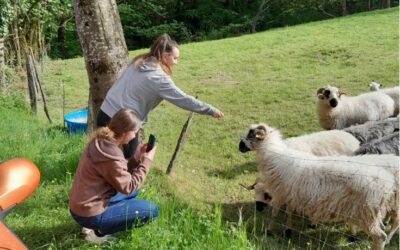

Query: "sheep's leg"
<box><xmin>385</xmin><ymin>210</ymin><xmax>399</xmax><ymax>245</ymax></box>
<box><xmin>348</xmin><ymin>225</ymin><xmax>358</xmax><ymax>242</ymax></box>
<box><xmin>267</xmin><ymin>204</ymin><xmax>280</xmax><ymax>232</ymax></box>
<box><xmin>284</xmin><ymin>205</ymin><xmax>293</xmax><ymax>238</ymax></box>
<box><xmin>254</xmin><ymin>183</ymin><xmax>268</xmax><ymax>212</ymax></box>
<box><xmin>369</xmin><ymin>219</ymin><xmax>387</xmax><ymax>250</ymax></box>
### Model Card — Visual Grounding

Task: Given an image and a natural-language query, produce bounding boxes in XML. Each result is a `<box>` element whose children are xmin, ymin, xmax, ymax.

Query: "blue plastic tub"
<box><xmin>64</xmin><ymin>109</ymin><xmax>88</xmax><ymax>134</ymax></box>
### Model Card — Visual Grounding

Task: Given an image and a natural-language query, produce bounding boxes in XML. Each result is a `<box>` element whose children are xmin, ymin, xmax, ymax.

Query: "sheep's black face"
<box><xmin>239</xmin><ymin>140</ymin><xmax>250</xmax><ymax>152</ymax></box>
<box><xmin>329</xmin><ymin>98</ymin><xmax>338</xmax><ymax>107</ymax></box>
<box><xmin>239</xmin><ymin>129</ymin><xmax>256</xmax><ymax>152</ymax></box>
<box><xmin>317</xmin><ymin>86</ymin><xmax>341</xmax><ymax>108</ymax></box>
<box><xmin>239</xmin><ymin>125</ymin><xmax>267</xmax><ymax>153</ymax></box>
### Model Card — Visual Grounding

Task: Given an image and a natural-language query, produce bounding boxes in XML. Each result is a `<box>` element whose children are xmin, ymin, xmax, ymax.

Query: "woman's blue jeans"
<box><xmin>70</xmin><ymin>191</ymin><xmax>158</xmax><ymax>235</ymax></box>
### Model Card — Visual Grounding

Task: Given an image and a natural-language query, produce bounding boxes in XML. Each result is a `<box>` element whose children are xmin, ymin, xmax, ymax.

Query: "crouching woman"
<box><xmin>69</xmin><ymin>108</ymin><xmax>158</xmax><ymax>244</ymax></box>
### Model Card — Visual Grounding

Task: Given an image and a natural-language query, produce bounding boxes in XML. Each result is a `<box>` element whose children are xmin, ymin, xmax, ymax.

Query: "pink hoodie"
<box><xmin>69</xmin><ymin>138</ymin><xmax>151</xmax><ymax>217</ymax></box>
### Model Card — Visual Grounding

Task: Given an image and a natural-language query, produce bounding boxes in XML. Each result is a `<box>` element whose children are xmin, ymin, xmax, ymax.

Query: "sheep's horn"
<box><xmin>339</xmin><ymin>92</ymin><xmax>346</xmax><ymax>97</ymax></box>
<box><xmin>239</xmin><ymin>182</ymin><xmax>256</xmax><ymax>190</ymax></box>
<box><xmin>317</xmin><ymin>87</ymin><xmax>325</xmax><ymax>95</ymax></box>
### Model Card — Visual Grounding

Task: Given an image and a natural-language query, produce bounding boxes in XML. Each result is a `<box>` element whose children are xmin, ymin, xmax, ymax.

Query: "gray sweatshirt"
<box><xmin>101</xmin><ymin>57</ymin><xmax>217</xmax><ymax>123</ymax></box>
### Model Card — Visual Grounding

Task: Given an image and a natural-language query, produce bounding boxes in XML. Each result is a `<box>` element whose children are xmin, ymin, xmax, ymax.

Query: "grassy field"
<box><xmin>1</xmin><ymin>7</ymin><xmax>399</xmax><ymax>250</ymax></box>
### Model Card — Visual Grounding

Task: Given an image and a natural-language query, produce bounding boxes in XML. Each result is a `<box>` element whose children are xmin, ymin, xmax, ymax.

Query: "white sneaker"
<box><xmin>84</xmin><ymin>230</ymin><xmax>116</xmax><ymax>244</ymax></box>
<box><xmin>81</xmin><ymin>227</ymin><xmax>93</xmax><ymax>235</ymax></box>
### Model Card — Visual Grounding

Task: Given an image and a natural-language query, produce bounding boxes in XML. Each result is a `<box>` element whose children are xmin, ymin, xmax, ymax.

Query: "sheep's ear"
<box><xmin>255</xmin><ymin>126</ymin><xmax>266</xmax><ymax>140</ymax></box>
<box><xmin>317</xmin><ymin>87</ymin><xmax>325</xmax><ymax>95</ymax></box>
<box><xmin>339</xmin><ymin>92</ymin><xmax>346</xmax><ymax>97</ymax></box>
<box><xmin>317</xmin><ymin>93</ymin><xmax>325</xmax><ymax>100</ymax></box>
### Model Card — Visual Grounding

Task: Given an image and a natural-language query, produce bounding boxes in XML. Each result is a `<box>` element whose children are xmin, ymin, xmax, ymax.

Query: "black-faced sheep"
<box><xmin>240</xmin><ymin>123</ymin><xmax>399</xmax><ymax>250</ymax></box>
<box><xmin>316</xmin><ymin>85</ymin><xmax>394</xmax><ymax>130</ymax></box>
<box><xmin>369</xmin><ymin>82</ymin><xmax>399</xmax><ymax>116</ymax></box>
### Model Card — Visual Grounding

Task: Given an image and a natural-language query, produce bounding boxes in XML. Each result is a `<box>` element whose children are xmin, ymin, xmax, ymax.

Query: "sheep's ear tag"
<box><xmin>317</xmin><ymin>88</ymin><xmax>325</xmax><ymax>99</ymax></box>
<box><xmin>255</xmin><ymin>128</ymin><xmax>266</xmax><ymax>140</ymax></box>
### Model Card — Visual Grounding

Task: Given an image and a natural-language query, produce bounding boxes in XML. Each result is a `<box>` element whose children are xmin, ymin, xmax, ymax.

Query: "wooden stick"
<box><xmin>166</xmin><ymin>111</ymin><xmax>194</xmax><ymax>175</ymax></box>
<box><xmin>29</xmin><ymin>48</ymin><xmax>52</xmax><ymax>124</ymax></box>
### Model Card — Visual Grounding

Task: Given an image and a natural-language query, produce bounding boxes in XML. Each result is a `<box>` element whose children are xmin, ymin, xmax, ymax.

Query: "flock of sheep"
<box><xmin>238</xmin><ymin>82</ymin><xmax>399</xmax><ymax>250</ymax></box>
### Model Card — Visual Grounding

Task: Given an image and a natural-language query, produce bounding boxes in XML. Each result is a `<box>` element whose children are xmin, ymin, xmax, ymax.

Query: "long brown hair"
<box><xmin>132</xmin><ymin>33</ymin><xmax>178</xmax><ymax>75</ymax></box>
<box><xmin>94</xmin><ymin>108</ymin><xmax>141</xmax><ymax>141</ymax></box>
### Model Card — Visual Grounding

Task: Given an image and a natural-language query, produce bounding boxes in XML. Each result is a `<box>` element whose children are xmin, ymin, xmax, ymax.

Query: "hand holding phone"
<box><xmin>146</xmin><ymin>134</ymin><xmax>156</xmax><ymax>152</ymax></box>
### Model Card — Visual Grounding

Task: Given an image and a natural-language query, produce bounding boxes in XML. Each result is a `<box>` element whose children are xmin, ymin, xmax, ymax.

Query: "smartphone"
<box><xmin>146</xmin><ymin>134</ymin><xmax>156</xmax><ymax>152</ymax></box>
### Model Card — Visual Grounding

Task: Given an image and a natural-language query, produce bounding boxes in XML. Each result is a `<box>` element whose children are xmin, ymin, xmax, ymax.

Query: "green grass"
<box><xmin>1</xmin><ymin>7</ymin><xmax>399</xmax><ymax>249</ymax></box>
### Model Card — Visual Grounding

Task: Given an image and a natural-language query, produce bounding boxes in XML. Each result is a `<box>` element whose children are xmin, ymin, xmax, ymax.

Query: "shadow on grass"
<box><xmin>206</xmin><ymin>161</ymin><xmax>258</xmax><ymax>179</ymax></box>
<box><xmin>217</xmin><ymin>201</ymin><xmax>399</xmax><ymax>250</ymax></box>
<box><xmin>45</xmin><ymin>125</ymin><xmax>68</xmax><ymax>135</ymax></box>
<box><xmin>11</xmin><ymin>221</ymin><xmax>84</xmax><ymax>250</ymax></box>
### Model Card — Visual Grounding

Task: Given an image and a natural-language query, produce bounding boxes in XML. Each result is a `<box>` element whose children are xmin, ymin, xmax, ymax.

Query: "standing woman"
<box><xmin>69</xmin><ymin>108</ymin><xmax>158</xmax><ymax>244</ymax></box>
<box><xmin>97</xmin><ymin>33</ymin><xmax>224</xmax><ymax>159</ymax></box>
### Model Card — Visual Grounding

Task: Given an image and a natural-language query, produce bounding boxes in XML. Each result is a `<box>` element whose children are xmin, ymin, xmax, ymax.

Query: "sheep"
<box><xmin>242</xmin><ymin>118</ymin><xmax>399</xmax><ymax>237</ymax></box>
<box><xmin>240</xmin><ymin>129</ymin><xmax>360</xmax><ymax>157</ymax></box>
<box><xmin>240</xmin><ymin>129</ymin><xmax>360</xmax><ymax>207</ymax></box>
<box><xmin>240</xmin><ymin>123</ymin><xmax>399</xmax><ymax>250</ymax></box>
<box><xmin>284</xmin><ymin>130</ymin><xmax>359</xmax><ymax>156</ymax></box>
<box><xmin>343</xmin><ymin>117</ymin><xmax>399</xmax><ymax>144</ymax></box>
<box><xmin>241</xmin><ymin>118</ymin><xmax>399</xmax><ymax>238</ymax></box>
<box><xmin>316</xmin><ymin>85</ymin><xmax>394</xmax><ymax>130</ymax></box>
<box><xmin>354</xmin><ymin>132</ymin><xmax>399</xmax><ymax>156</ymax></box>
<box><xmin>240</xmin><ymin>129</ymin><xmax>360</xmax><ymax>235</ymax></box>
<box><xmin>369</xmin><ymin>82</ymin><xmax>399</xmax><ymax>116</ymax></box>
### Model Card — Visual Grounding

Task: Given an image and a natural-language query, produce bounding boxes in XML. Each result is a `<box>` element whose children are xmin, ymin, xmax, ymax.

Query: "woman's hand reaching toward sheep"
<box><xmin>213</xmin><ymin>109</ymin><xmax>224</xmax><ymax>119</ymax></box>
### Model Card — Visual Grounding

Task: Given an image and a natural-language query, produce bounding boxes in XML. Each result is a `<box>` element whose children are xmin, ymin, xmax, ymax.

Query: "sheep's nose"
<box><xmin>239</xmin><ymin>140</ymin><xmax>250</xmax><ymax>153</ymax></box>
<box><xmin>329</xmin><ymin>98</ymin><xmax>338</xmax><ymax>107</ymax></box>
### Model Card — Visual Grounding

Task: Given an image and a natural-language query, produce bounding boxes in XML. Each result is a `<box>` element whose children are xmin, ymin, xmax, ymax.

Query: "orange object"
<box><xmin>0</xmin><ymin>158</ymin><xmax>41</xmax><ymax>250</ymax></box>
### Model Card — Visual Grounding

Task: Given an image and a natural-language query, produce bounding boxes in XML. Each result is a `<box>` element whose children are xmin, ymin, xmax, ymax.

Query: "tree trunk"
<box><xmin>0</xmin><ymin>37</ymin><xmax>4</xmax><ymax>85</ymax></box>
<box><xmin>72</xmin><ymin>0</ymin><xmax>128</xmax><ymax>132</ymax></box>
<box><xmin>57</xmin><ymin>18</ymin><xmax>67</xmax><ymax>58</ymax></box>
<box><xmin>250</xmin><ymin>0</ymin><xmax>270</xmax><ymax>33</ymax></box>
<box><xmin>25</xmin><ymin>49</ymin><xmax>37</xmax><ymax>113</ymax></box>
<box><xmin>380</xmin><ymin>0</ymin><xmax>390</xmax><ymax>8</ymax></box>
<box><xmin>12</xmin><ymin>0</ymin><xmax>21</xmax><ymax>67</ymax></box>
<box><xmin>341</xmin><ymin>0</ymin><xmax>348</xmax><ymax>16</ymax></box>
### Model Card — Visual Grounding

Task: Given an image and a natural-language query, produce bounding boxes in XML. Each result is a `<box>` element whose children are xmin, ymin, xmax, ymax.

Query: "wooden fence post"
<box><xmin>166</xmin><ymin>111</ymin><xmax>194</xmax><ymax>175</ymax></box>
<box><xmin>25</xmin><ymin>49</ymin><xmax>37</xmax><ymax>113</ymax></box>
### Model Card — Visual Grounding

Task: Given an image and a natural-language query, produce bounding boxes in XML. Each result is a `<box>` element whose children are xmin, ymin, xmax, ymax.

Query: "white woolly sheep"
<box><xmin>240</xmin><ymin>129</ymin><xmax>360</xmax><ymax>235</ymax></box>
<box><xmin>369</xmin><ymin>82</ymin><xmax>399</xmax><ymax>116</ymax></box>
<box><xmin>316</xmin><ymin>85</ymin><xmax>394</xmax><ymax>130</ymax></box>
<box><xmin>240</xmin><ymin>123</ymin><xmax>399</xmax><ymax>250</ymax></box>
<box><xmin>284</xmin><ymin>130</ymin><xmax>359</xmax><ymax>156</ymax></box>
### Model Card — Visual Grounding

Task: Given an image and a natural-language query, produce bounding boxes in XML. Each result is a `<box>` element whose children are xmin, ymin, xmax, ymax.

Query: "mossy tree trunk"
<box><xmin>72</xmin><ymin>0</ymin><xmax>128</xmax><ymax>132</ymax></box>
<box><xmin>0</xmin><ymin>37</ymin><xmax>4</xmax><ymax>85</ymax></box>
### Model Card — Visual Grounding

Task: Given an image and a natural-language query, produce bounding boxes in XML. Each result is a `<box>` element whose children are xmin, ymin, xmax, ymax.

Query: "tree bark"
<box><xmin>341</xmin><ymin>0</ymin><xmax>348</xmax><ymax>16</ymax></box>
<box><xmin>72</xmin><ymin>0</ymin><xmax>128</xmax><ymax>132</ymax></box>
<box><xmin>25</xmin><ymin>49</ymin><xmax>37</xmax><ymax>113</ymax></box>
<box><xmin>250</xmin><ymin>0</ymin><xmax>270</xmax><ymax>33</ymax></box>
<box><xmin>0</xmin><ymin>37</ymin><xmax>4</xmax><ymax>85</ymax></box>
<box><xmin>57</xmin><ymin>18</ymin><xmax>67</xmax><ymax>58</ymax></box>
<box><xmin>380</xmin><ymin>0</ymin><xmax>390</xmax><ymax>8</ymax></box>
<box><xmin>12</xmin><ymin>0</ymin><xmax>21</xmax><ymax>67</ymax></box>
